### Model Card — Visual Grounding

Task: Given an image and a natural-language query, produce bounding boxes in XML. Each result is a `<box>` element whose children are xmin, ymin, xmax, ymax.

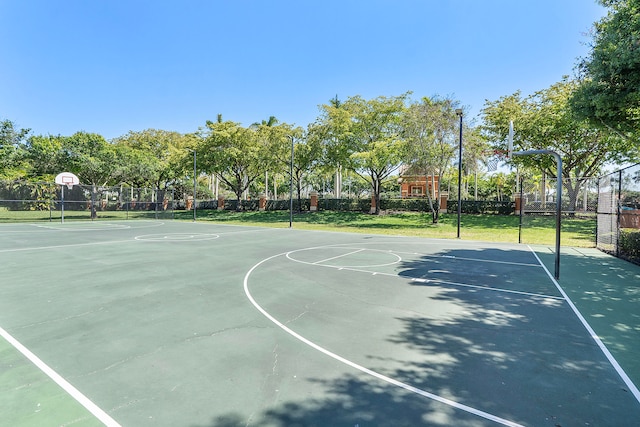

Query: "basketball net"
<box><xmin>485</xmin><ymin>150</ymin><xmax>510</xmax><ymax>172</ymax></box>
<box><xmin>486</xmin><ymin>157</ymin><xmax>499</xmax><ymax>172</ymax></box>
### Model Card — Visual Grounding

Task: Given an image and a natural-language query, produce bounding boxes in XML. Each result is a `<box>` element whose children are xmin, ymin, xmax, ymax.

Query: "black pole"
<box><xmin>193</xmin><ymin>150</ymin><xmax>197</xmax><ymax>222</ymax></box>
<box><xmin>554</xmin><ymin>155</ymin><xmax>562</xmax><ymax>279</ymax></box>
<box><xmin>518</xmin><ymin>177</ymin><xmax>524</xmax><ymax>244</ymax></box>
<box><xmin>616</xmin><ymin>170</ymin><xmax>622</xmax><ymax>257</ymax></box>
<box><xmin>456</xmin><ymin>109</ymin><xmax>463</xmax><ymax>238</ymax></box>
<box><xmin>513</xmin><ymin>149</ymin><xmax>562</xmax><ymax>279</ymax></box>
<box><xmin>289</xmin><ymin>135</ymin><xmax>294</xmax><ymax>228</ymax></box>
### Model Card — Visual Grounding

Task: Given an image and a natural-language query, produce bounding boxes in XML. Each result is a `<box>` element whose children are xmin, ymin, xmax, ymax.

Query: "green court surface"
<box><xmin>1</xmin><ymin>220</ymin><xmax>639</xmax><ymax>426</ymax></box>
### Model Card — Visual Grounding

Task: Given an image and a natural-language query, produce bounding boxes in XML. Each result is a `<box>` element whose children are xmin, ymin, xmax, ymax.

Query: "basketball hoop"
<box><xmin>484</xmin><ymin>150</ymin><xmax>510</xmax><ymax>172</ymax></box>
<box><xmin>55</xmin><ymin>172</ymin><xmax>80</xmax><ymax>189</ymax></box>
<box><xmin>54</xmin><ymin>172</ymin><xmax>80</xmax><ymax>224</ymax></box>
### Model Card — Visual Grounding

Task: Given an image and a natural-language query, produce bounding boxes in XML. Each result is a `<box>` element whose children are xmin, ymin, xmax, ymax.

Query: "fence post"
<box><xmin>617</xmin><ymin>170</ymin><xmax>622</xmax><ymax>257</ymax></box>
<box><xmin>439</xmin><ymin>192</ymin><xmax>448</xmax><ymax>213</ymax></box>
<box><xmin>514</xmin><ymin>193</ymin><xmax>522</xmax><ymax>215</ymax></box>
<box><xmin>259</xmin><ymin>194</ymin><xmax>267</xmax><ymax>211</ymax></box>
<box><xmin>310</xmin><ymin>191</ymin><xmax>318</xmax><ymax>212</ymax></box>
<box><xmin>217</xmin><ymin>195</ymin><xmax>225</xmax><ymax>211</ymax></box>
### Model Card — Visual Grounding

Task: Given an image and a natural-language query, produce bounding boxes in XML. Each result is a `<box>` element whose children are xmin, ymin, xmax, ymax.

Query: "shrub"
<box><xmin>619</xmin><ymin>229</ymin><xmax>640</xmax><ymax>263</ymax></box>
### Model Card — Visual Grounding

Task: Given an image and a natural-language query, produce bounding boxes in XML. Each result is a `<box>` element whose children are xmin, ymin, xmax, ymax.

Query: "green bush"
<box><xmin>447</xmin><ymin>200</ymin><xmax>514</xmax><ymax>215</ymax></box>
<box><xmin>380</xmin><ymin>198</ymin><xmax>436</xmax><ymax>212</ymax></box>
<box><xmin>619</xmin><ymin>229</ymin><xmax>640</xmax><ymax>262</ymax></box>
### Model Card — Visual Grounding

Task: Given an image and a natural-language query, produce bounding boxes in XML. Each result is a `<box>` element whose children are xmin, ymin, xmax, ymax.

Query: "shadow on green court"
<box><xmin>537</xmin><ymin>247</ymin><xmax>640</xmax><ymax>388</ymax></box>
<box><xmin>193</xmin><ymin>246</ymin><xmax>640</xmax><ymax>427</ymax></box>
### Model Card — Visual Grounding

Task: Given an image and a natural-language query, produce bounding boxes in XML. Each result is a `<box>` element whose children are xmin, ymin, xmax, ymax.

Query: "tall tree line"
<box><xmin>3</xmin><ymin>0</ymin><xmax>640</xmax><ymax>216</ymax></box>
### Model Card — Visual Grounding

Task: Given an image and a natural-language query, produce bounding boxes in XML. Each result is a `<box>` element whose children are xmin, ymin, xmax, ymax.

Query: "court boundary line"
<box><xmin>0</xmin><ymin>326</ymin><xmax>121</xmax><ymax>427</ymax></box>
<box><xmin>0</xmin><ymin>239</ymin><xmax>135</xmax><ymax>253</ymax></box>
<box><xmin>0</xmin><ymin>220</ymin><xmax>164</xmax><ymax>233</ymax></box>
<box><xmin>285</xmin><ymin>246</ymin><xmax>562</xmax><ymax>301</ymax></box>
<box><xmin>389</xmin><ymin>249</ymin><xmax>542</xmax><ymax>268</ymax></box>
<box><xmin>0</xmin><ymin>224</ymin><xmax>279</xmax><ymax>253</ymax></box>
<box><xmin>528</xmin><ymin>245</ymin><xmax>640</xmax><ymax>404</ymax></box>
<box><xmin>313</xmin><ymin>248</ymin><xmax>366</xmax><ymax>265</ymax></box>
<box><xmin>244</xmin><ymin>251</ymin><xmax>525</xmax><ymax>427</ymax></box>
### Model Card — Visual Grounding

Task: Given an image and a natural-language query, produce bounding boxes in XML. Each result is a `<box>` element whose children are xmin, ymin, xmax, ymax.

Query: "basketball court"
<box><xmin>1</xmin><ymin>220</ymin><xmax>639</xmax><ymax>426</ymax></box>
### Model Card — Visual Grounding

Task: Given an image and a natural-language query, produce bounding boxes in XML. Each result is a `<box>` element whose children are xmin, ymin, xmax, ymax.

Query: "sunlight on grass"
<box><xmin>174</xmin><ymin>210</ymin><xmax>596</xmax><ymax>248</ymax></box>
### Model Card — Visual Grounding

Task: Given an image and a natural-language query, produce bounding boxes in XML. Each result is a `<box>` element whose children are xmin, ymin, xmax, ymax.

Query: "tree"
<box><xmin>402</xmin><ymin>96</ymin><xmax>462</xmax><ymax>222</ymax></box>
<box><xmin>571</xmin><ymin>0</ymin><xmax>640</xmax><ymax>147</ymax></box>
<box><xmin>482</xmin><ymin>78</ymin><xmax>626</xmax><ymax>211</ymax></box>
<box><xmin>62</xmin><ymin>132</ymin><xmax>118</xmax><ymax>187</ymax></box>
<box><xmin>58</xmin><ymin>132</ymin><xmax>119</xmax><ymax>218</ymax></box>
<box><xmin>317</xmin><ymin>94</ymin><xmax>409</xmax><ymax>215</ymax></box>
<box><xmin>289</xmin><ymin>125</ymin><xmax>321</xmax><ymax>211</ymax></box>
<box><xmin>112</xmin><ymin>129</ymin><xmax>194</xmax><ymax>190</ymax></box>
<box><xmin>24</xmin><ymin>134</ymin><xmax>65</xmax><ymax>179</ymax></box>
<box><xmin>198</xmin><ymin>120</ymin><xmax>268</xmax><ymax>208</ymax></box>
<box><xmin>461</xmin><ymin>126</ymin><xmax>491</xmax><ymax>201</ymax></box>
<box><xmin>0</xmin><ymin>119</ymin><xmax>30</xmax><ymax>180</ymax></box>
<box><xmin>251</xmin><ymin>116</ymin><xmax>282</xmax><ymax>199</ymax></box>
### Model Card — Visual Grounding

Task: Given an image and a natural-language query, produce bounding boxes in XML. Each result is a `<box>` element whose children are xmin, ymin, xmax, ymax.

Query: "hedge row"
<box><xmin>198</xmin><ymin>197</ymin><xmax>515</xmax><ymax>215</ymax></box>
<box><xmin>620</xmin><ymin>229</ymin><xmax>640</xmax><ymax>264</ymax></box>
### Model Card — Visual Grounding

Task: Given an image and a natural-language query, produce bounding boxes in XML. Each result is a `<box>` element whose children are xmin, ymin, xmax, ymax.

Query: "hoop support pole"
<box><xmin>513</xmin><ymin>149</ymin><xmax>562</xmax><ymax>279</ymax></box>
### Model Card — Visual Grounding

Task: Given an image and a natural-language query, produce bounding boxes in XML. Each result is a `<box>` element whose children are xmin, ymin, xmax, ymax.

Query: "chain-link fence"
<box><xmin>596</xmin><ymin>164</ymin><xmax>640</xmax><ymax>263</ymax></box>
<box><xmin>516</xmin><ymin>176</ymin><xmax>597</xmax><ymax>246</ymax></box>
<box><xmin>519</xmin><ymin>176</ymin><xmax>598</xmax><ymax>215</ymax></box>
<box><xmin>0</xmin><ymin>181</ymin><xmax>174</xmax><ymax>222</ymax></box>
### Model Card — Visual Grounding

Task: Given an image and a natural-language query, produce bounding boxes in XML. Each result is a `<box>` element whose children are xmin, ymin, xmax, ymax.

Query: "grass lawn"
<box><xmin>0</xmin><ymin>208</ymin><xmax>168</xmax><ymax>222</ymax></box>
<box><xmin>0</xmin><ymin>207</ymin><xmax>595</xmax><ymax>247</ymax></box>
<box><xmin>175</xmin><ymin>209</ymin><xmax>596</xmax><ymax>248</ymax></box>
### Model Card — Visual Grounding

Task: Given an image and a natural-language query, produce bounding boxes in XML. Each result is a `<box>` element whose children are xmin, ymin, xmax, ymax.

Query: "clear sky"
<box><xmin>1</xmin><ymin>0</ymin><xmax>607</xmax><ymax>140</ymax></box>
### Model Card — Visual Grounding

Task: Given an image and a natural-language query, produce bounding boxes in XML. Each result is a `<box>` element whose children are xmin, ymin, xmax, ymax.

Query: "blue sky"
<box><xmin>1</xmin><ymin>0</ymin><xmax>606</xmax><ymax>140</ymax></box>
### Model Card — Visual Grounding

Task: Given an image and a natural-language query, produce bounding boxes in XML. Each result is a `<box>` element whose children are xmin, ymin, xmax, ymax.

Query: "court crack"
<box><xmin>12</xmin><ymin>307</ymin><xmax>106</xmax><ymax>330</ymax></box>
<box><xmin>284</xmin><ymin>309</ymin><xmax>310</xmax><ymax>324</ymax></box>
<box><xmin>183</xmin><ymin>322</ymin><xmax>269</xmax><ymax>343</ymax></box>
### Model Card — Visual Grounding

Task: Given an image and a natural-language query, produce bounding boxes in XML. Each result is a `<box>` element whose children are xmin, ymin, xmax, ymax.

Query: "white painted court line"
<box><xmin>323</xmin><ymin>265</ymin><xmax>562</xmax><ymax>301</ymax></box>
<box><xmin>244</xmin><ymin>252</ymin><xmax>525</xmax><ymax>427</ymax></box>
<box><xmin>409</xmin><ymin>276</ymin><xmax>565</xmax><ymax>300</ymax></box>
<box><xmin>528</xmin><ymin>246</ymin><xmax>640</xmax><ymax>404</ymax></box>
<box><xmin>215</xmin><ymin>227</ymin><xmax>281</xmax><ymax>236</ymax></box>
<box><xmin>388</xmin><ymin>249</ymin><xmax>542</xmax><ymax>268</ymax></box>
<box><xmin>312</xmin><ymin>248</ymin><xmax>366</xmax><ymax>265</ymax></box>
<box><xmin>29</xmin><ymin>220</ymin><xmax>165</xmax><ymax>231</ymax></box>
<box><xmin>0</xmin><ymin>326</ymin><xmax>121</xmax><ymax>427</ymax></box>
<box><xmin>285</xmin><ymin>246</ymin><xmax>562</xmax><ymax>301</ymax></box>
<box><xmin>0</xmin><ymin>239</ymin><xmax>135</xmax><ymax>253</ymax></box>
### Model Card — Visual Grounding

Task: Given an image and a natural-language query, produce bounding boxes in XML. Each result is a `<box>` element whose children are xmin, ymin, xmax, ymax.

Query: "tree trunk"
<box><xmin>564</xmin><ymin>178</ymin><xmax>583</xmax><ymax>216</ymax></box>
<box><xmin>373</xmin><ymin>179</ymin><xmax>381</xmax><ymax>215</ymax></box>
<box><xmin>91</xmin><ymin>184</ymin><xmax>97</xmax><ymax>219</ymax></box>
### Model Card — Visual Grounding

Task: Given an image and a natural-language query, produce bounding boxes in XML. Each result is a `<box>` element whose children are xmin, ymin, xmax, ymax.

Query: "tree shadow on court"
<box><xmin>193</xmin><ymin>247</ymin><xmax>640</xmax><ymax>427</ymax></box>
<box><xmin>539</xmin><ymin>248</ymin><xmax>640</xmax><ymax>386</ymax></box>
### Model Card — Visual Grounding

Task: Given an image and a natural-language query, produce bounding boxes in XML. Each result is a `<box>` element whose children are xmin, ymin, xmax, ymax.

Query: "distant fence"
<box><xmin>1</xmin><ymin>175</ymin><xmax>602</xmax><ymax>226</ymax></box>
<box><xmin>596</xmin><ymin>163</ymin><xmax>640</xmax><ymax>264</ymax></box>
<box><xmin>0</xmin><ymin>181</ymin><xmax>174</xmax><ymax>222</ymax></box>
<box><xmin>519</xmin><ymin>177</ymin><xmax>598</xmax><ymax>215</ymax></box>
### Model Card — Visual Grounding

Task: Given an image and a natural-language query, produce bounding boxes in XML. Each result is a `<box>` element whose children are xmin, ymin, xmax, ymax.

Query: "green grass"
<box><xmin>0</xmin><ymin>207</ymin><xmax>596</xmax><ymax>247</ymax></box>
<box><xmin>0</xmin><ymin>209</ymin><xmax>169</xmax><ymax>222</ymax></box>
<box><xmin>175</xmin><ymin>209</ymin><xmax>597</xmax><ymax>247</ymax></box>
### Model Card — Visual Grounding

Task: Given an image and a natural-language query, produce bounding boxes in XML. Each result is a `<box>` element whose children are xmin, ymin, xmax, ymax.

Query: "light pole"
<box><xmin>455</xmin><ymin>108</ymin><xmax>463</xmax><ymax>238</ymax></box>
<box><xmin>289</xmin><ymin>135</ymin><xmax>294</xmax><ymax>228</ymax></box>
<box><xmin>192</xmin><ymin>149</ymin><xmax>197</xmax><ymax>222</ymax></box>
